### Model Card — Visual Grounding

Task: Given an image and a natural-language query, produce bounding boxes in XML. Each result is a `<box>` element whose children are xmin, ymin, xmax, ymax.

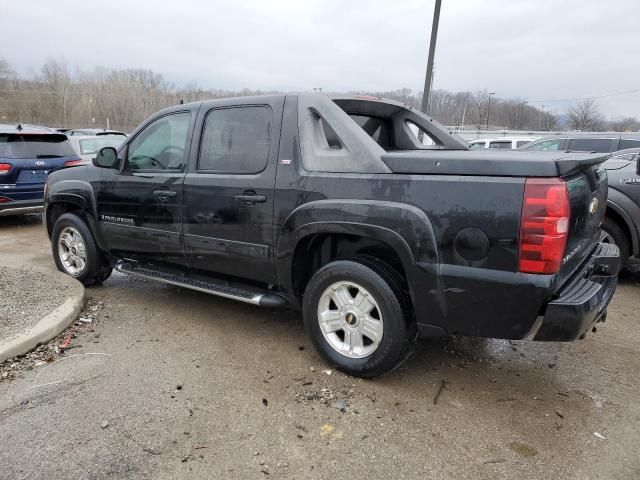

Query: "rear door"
<box><xmin>96</xmin><ymin>110</ymin><xmax>196</xmax><ymax>266</ymax></box>
<box><xmin>182</xmin><ymin>97</ymin><xmax>284</xmax><ymax>285</ymax></box>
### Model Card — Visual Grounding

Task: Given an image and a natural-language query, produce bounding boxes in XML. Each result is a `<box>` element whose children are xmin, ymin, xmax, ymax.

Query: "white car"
<box><xmin>469</xmin><ymin>137</ymin><xmax>538</xmax><ymax>150</ymax></box>
<box><xmin>67</xmin><ymin>135</ymin><xmax>125</xmax><ymax>164</ymax></box>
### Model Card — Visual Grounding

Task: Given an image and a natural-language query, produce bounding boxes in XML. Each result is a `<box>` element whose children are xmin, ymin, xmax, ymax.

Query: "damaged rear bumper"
<box><xmin>533</xmin><ymin>242</ymin><xmax>619</xmax><ymax>341</ymax></box>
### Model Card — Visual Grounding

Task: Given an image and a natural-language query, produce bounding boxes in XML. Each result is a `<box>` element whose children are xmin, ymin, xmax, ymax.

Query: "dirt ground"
<box><xmin>0</xmin><ymin>215</ymin><xmax>639</xmax><ymax>480</ymax></box>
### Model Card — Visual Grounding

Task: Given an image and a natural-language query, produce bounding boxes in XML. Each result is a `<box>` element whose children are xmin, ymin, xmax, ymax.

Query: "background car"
<box><xmin>65</xmin><ymin>128</ymin><xmax>127</xmax><ymax>138</ymax></box>
<box><xmin>469</xmin><ymin>137</ymin><xmax>538</xmax><ymax>150</ymax></box>
<box><xmin>519</xmin><ymin>133</ymin><xmax>640</xmax><ymax>153</ymax></box>
<box><xmin>0</xmin><ymin>124</ymin><xmax>82</xmax><ymax>216</ymax></box>
<box><xmin>601</xmin><ymin>147</ymin><xmax>640</xmax><ymax>269</ymax></box>
<box><xmin>67</xmin><ymin>134</ymin><xmax>126</xmax><ymax>164</ymax></box>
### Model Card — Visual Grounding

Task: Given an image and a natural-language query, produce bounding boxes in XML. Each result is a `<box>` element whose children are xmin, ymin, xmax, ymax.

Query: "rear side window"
<box><xmin>0</xmin><ymin>134</ymin><xmax>77</xmax><ymax>159</ymax></box>
<box><xmin>523</xmin><ymin>139</ymin><xmax>563</xmax><ymax>151</ymax></box>
<box><xmin>619</xmin><ymin>139</ymin><xmax>640</xmax><ymax>150</ymax></box>
<box><xmin>516</xmin><ymin>140</ymin><xmax>531</xmax><ymax>148</ymax></box>
<box><xmin>469</xmin><ymin>142</ymin><xmax>486</xmax><ymax>150</ymax></box>
<box><xmin>199</xmin><ymin>106</ymin><xmax>272</xmax><ymax>173</ymax></box>
<box><xmin>567</xmin><ymin>138</ymin><xmax>613</xmax><ymax>153</ymax></box>
<box><xmin>489</xmin><ymin>141</ymin><xmax>511</xmax><ymax>149</ymax></box>
<box><xmin>79</xmin><ymin>137</ymin><xmax>124</xmax><ymax>155</ymax></box>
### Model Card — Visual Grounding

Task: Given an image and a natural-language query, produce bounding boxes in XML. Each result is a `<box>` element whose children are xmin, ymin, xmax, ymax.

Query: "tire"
<box><xmin>600</xmin><ymin>217</ymin><xmax>630</xmax><ymax>272</ymax></box>
<box><xmin>51</xmin><ymin>213</ymin><xmax>112</xmax><ymax>286</ymax></box>
<box><xmin>302</xmin><ymin>260</ymin><xmax>414</xmax><ymax>378</ymax></box>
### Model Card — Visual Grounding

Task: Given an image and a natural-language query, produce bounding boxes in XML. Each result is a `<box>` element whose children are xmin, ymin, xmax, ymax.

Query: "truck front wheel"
<box><xmin>302</xmin><ymin>260</ymin><xmax>413</xmax><ymax>378</ymax></box>
<box><xmin>51</xmin><ymin>213</ymin><xmax>112</xmax><ymax>286</ymax></box>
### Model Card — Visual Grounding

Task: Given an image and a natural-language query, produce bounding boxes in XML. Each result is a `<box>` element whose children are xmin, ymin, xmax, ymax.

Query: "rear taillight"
<box><xmin>64</xmin><ymin>159</ymin><xmax>83</xmax><ymax>167</ymax></box>
<box><xmin>519</xmin><ymin>177</ymin><xmax>570</xmax><ymax>275</ymax></box>
<box><xmin>0</xmin><ymin>196</ymin><xmax>12</xmax><ymax>203</ymax></box>
<box><xmin>0</xmin><ymin>163</ymin><xmax>11</xmax><ymax>175</ymax></box>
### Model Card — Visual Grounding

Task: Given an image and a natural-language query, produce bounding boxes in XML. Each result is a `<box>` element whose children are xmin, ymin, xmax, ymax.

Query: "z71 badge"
<box><xmin>623</xmin><ymin>178</ymin><xmax>640</xmax><ymax>185</ymax></box>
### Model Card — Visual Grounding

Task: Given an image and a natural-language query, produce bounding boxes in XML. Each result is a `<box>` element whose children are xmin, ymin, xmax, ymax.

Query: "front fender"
<box><xmin>45</xmin><ymin>179</ymin><xmax>102</xmax><ymax>249</ymax></box>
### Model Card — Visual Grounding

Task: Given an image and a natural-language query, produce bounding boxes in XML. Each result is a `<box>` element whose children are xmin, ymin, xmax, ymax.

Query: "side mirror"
<box><xmin>93</xmin><ymin>147</ymin><xmax>119</xmax><ymax>169</ymax></box>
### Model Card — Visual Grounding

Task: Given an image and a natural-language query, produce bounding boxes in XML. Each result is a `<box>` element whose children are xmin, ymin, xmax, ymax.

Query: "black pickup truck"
<box><xmin>43</xmin><ymin>94</ymin><xmax>619</xmax><ymax>377</ymax></box>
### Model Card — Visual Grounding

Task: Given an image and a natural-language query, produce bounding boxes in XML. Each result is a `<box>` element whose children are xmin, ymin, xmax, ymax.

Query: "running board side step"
<box><xmin>115</xmin><ymin>262</ymin><xmax>288</xmax><ymax>308</ymax></box>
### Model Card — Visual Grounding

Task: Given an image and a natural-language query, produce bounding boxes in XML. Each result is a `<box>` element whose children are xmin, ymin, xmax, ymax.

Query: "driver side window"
<box><xmin>127</xmin><ymin>112</ymin><xmax>190</xmax><ymax>171</ymax></box>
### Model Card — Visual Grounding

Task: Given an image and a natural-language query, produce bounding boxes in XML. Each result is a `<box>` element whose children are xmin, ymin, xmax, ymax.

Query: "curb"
<box><xmin>0</xmin><ymin>278</ymin><xmax>85</xmax><ymax>364</ymax></box>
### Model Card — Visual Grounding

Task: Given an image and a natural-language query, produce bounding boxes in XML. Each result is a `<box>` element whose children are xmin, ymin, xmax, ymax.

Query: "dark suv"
<box><xmin>601</xmin><ymin>148</ymin><xmax>640</xmax><ymax>267</ymax></box>
<box><xmin>520</xmin><ymin>133</ymin><xmax>640</xmax><ymax>153</ymax></box>
<box><xmin>0</xmin><ymin>125</ymin><xmax>82</xmax><ymax>216</ymax></box>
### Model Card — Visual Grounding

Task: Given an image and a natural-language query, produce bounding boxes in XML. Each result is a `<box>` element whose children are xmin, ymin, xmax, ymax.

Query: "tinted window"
<box><xmin>127</xmin><ymin>112</ymin><xmax>190</xmax><ymax>171</ymax></box>
<box><xmin>469</xmin><ymin>142</ymin><xmax>486</xmax><ymax>150</ymax></box>
<box><xmin>516</xmin><ymin>140</ymin><xmax>531</xmax><ymax>148</ymax></box>
<box><xmin>489</xmin><ymin>141</ymin><xmax>511</xmax><ymax>149</ymax></box>
<box><xmin>619</xmin><ymin>139</ymin><xmax>640</xmax><ymax>150</ymax></box>
<box><xmin>567</xmin><ymin>138</ymin><xmax>613</xmax><ymax>153</ymax></box>
<box><xmin>406</xmin><ymin>121</ymin><xmax>437</xmax><ymax>147</ymax></box>
<box><xmin>523</xmin><ymin>139</ymin><xmax>563</xmax><ymax>151</ymax></box>
<box><xmin>79</xmin><ymin>136</ymin><xmax>124</xmax><ymax>155</ymax></box>
<box><xmin>0</xmin><ymin>134</ymin><xmax>77</xmax><ymax>158</ymax></box>
<box><xmin>199</xmin><ymin>106</ymin><xmax>272</xmax><ymax>173</ymax></box>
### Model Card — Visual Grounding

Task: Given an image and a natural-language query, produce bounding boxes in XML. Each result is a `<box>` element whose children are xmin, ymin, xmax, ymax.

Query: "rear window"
<box><xmin>349</xmin><ymin>115</ymin><xmax>392</xmax><ymax>149</ymax></box>
<box><xmin>566</xmin><ymin>138</ymin><xmax>613</xmax><ymax>153</ymax></box>
<box><xmin>489</xmin><ymin>141</ymin><xmax>511</xmax><ymax>149</ymax></box>
<box><xmin>619</xmin><ymin>139</ymin><xmax>640</xmax><ymax>150</ymax></box>
<box><xmin>0</xmin><ymin>134</ymin><xmax>77</xmax><ymax>159</ymax></box>
<box><xmin>79</xmin><ymin>136</ymin><xmax>124</xmax><ymax>155</ymax></box>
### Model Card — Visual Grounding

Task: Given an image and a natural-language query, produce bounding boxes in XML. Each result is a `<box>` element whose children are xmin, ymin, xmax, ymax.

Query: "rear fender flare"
<box><xmin>276</xmin><ymin>200</ymin><xmax>445</xmax><ymax>322</ymax></box>
<box><xmin>606</xmin><ymin>190</ymin><xmax>640</xmax><ymax>256</ymax></box>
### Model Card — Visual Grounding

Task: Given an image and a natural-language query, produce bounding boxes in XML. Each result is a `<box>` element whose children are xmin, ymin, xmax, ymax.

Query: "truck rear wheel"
<box><xmin>52</xmin><ymin>213</ymin><xmax>112</xmax><ymax>286</ymax></box>
<box><xmin>302</xmin><ymin>260</ymin><xmax>413</xmax><ymax>378</ymax></box>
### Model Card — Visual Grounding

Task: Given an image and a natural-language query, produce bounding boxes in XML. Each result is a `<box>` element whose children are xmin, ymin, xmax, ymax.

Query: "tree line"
<box><xmin>1</xmin><ymin>57</ymin><xmax>638</xmax><ymax>133</ymax></box>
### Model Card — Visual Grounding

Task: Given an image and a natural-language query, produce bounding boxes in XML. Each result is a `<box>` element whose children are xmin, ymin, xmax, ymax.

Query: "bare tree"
<box><xmin>568</xmin><ymin>99</ymin><xmax>605</xmax><ymax>131</ymax></box>
<box><xmin>609</xmin><ymin>116</ymin><xmax>640</xmax><ymax>132</ymax></box>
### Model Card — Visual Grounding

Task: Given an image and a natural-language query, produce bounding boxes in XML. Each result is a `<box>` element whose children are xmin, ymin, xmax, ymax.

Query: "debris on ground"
<box><xmin>0</xmin><ymin>297</ymin><xmax>105</xmax><ymax>382</ymax></box>
<box><xmin>101</xmin><ymin>420</ymin><xmax>109</xmax><ymax>429</ymax></box>
<box><xmin>433</xmin><ymin>379</ymin><xmax>448</xmax><ymax>405</ymax></box>
<box><xmin>331</xmin><ymin>399</ymin><xmax>346</xmax><ymax>413</ymax></box>
<box><xmin>593</xmin><ymin>432</ymin><xmax>606</xmax><ymax>440</ymax></box>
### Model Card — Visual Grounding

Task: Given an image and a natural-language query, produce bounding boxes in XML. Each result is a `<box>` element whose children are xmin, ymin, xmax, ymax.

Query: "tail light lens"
<box><xmin>519</xmin><ymin>178</ymin><xmax>570</xmax><ymax>274</ymax></box>
<box><xmin>64</xmin><ymin>159</ymin><xmax>83</xmax><ymax>167</ymax></box>
<box><xmin>0</xmin><ymin>196</ymin><xmax>12</xmax><ymax>203</ymax></box>
<box><xmin>0</xmin><ymin>163</ymin><xmax>11</xmax><ymax>175</ymax></box>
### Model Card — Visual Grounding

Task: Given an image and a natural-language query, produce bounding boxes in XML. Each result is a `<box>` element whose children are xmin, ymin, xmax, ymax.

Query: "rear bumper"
<box><xmin>533</xmin><ymin>242</ymin><xmax>619</xmax><ymax>341</ymax></box>
<box><xmin>0</xmin><ymin>199</ymin><xmax>43</xmax><ymax>216</ymax></box>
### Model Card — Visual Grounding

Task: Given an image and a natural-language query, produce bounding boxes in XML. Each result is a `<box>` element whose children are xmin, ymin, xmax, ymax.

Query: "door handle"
<box><xmin>234</xmin><ymin>193</ymin><xmax>266</xmax><ymax>204</ymax></box>
<box><xmin>153</xmin><ymin>189</ymin><xmax>177</xmax><ymax>197</ymax></box>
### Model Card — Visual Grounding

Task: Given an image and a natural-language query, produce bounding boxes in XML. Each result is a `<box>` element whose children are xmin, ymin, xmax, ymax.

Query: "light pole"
<box><xmin>540</xmin><ymin>105</ymin><xmax>545</xmax><ymax>130</ymax></box>
<box><xmin>421</xmin><ymin>0</ymin><xmax>442</xmax><ymax>113</ymax></box>
<box><xmin>486</xmin><ymin>92</ymin><xmax>496</xmax><ymax>130</ymax></box>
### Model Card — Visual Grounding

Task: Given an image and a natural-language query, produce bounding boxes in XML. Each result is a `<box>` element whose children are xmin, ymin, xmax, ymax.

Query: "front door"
<box><xmin>97</xmin><ymin>110</ymin><xmax>194</xmax><ymax>266</ymax></box>
<box><xmin>183</xmin><ymin>99</ymin><xmax>283</xmax><ymax>284</ymax></box>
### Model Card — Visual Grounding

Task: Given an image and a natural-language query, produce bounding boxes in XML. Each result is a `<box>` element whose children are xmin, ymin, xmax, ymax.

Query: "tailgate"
<box><xmin>557</xmin><ymin>163</ymin><xmax>608</xmax><ymax>285</ymax></box>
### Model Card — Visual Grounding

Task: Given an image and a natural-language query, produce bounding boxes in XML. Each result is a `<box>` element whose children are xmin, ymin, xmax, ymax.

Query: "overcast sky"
<box><xmin>2</xmin><ymin>0</ymin><xmax>639</xmax><ymax>117</ymax></box>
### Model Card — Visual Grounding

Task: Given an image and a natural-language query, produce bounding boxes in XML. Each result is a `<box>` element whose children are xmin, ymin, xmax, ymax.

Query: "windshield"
<box><xmin>0</xmin><ymin>134</ymin><xmax>77</xmax><ymax>159</ymax></box>
<box><xmin>79</xmin><ymin>136</ymin><xmax>124</xmax><ymax>155</ymax></box>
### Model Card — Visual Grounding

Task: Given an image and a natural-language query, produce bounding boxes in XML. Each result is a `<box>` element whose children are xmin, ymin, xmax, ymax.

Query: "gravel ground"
<box><xmin>1</xmin><ymin>215</ymin><xmax>639</xmax><ymax>480</ymax></box>
<box><xmin>0</xmin><ymin>266</ymin><xmax>72</xmax><ymax>341</ymax></box>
